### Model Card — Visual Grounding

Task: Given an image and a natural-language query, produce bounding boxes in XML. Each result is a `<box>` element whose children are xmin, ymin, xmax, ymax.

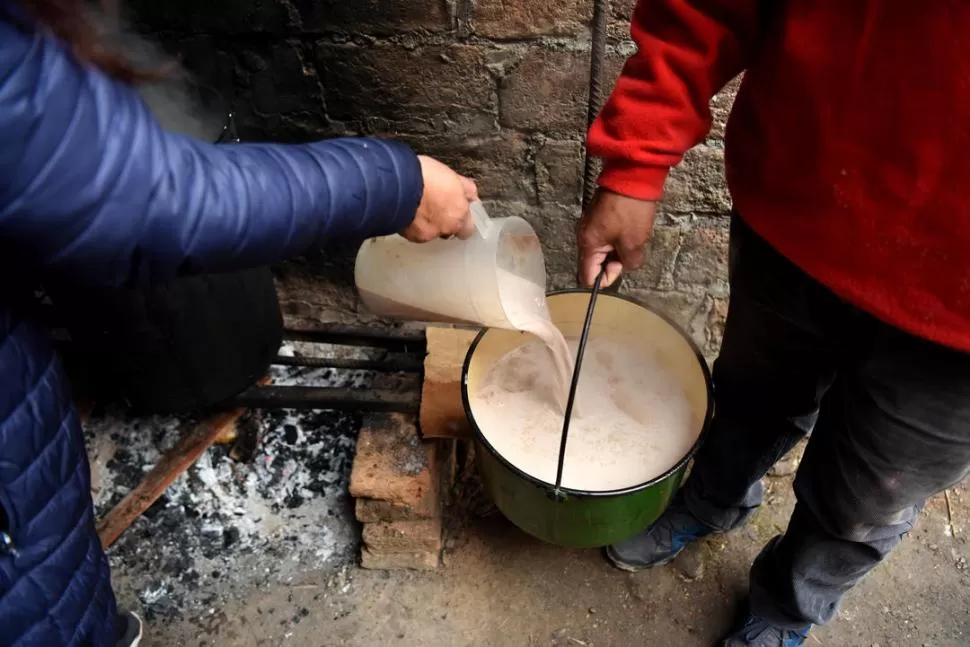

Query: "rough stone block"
<box><xmin>710</xmin><ymin>75</ymin><xmax>741</xmax><ymax>140</ymax></box>
<box><xmin>296</xmin><ymin>0</ymin><xmax>450</xmax><ymax>34</ymax></box>
<box><xmin>360</xmin><ymin>547</ymin><xmax>439</xmax><ymax>571</ymax></box>
<box><xmin>672</xmin><ymin>228</ymin><xmax>730</xmax><ymax>295</ymax></box>
<box><xmin>624</xmin><ymin>225</ymin><xmax>682</xmax><ymax>290</ymax></box>
<box><xmin>500</xmin><ymin>49</ymin><xmax>623</xmax><ymax>133</ymax></box>
<box><xmin>611</xmin><ymin>0</ymin><xmax>637</xmax><ymax>19</ymax></box>
<box><xmin>420</xmin><ymin>328</ymin><xmax>478</xmax><ymax>439</ymax></box>
<box><xmin>362</xmin><ymin>518</ymin><xmax>442</xmax><ymax>553</ymax></box>
<box><xmin>537</xmin><ymin>140</ymin><xmax>584</xmax><ymax>206</ymax></box>
<box><xmin>128</xmin><ymin>0</ymin><xmax>293</xmax><ymax>33</ymax></box>
<box><xmin>472</xmin><ymin>0</ymin><xmax>591</xmax><ymax>38</ymax></box>
<box><xmin>707</xmin><ymin>297</ymin><xmax>729</xmax><ymax>355</ymax></box>
<box><xmin>530</xmin><ymin>204</ymin><xmax>580</xmax><ymax>261</ymax></box>
<box><xmin>662</xmin><ymin>146</ymin><xmax>732</xmax><ymax>215</ymax></box>
<box><xmin>398</xmin><ymin>134</ymin><xmax>533</xmax><ymax>201</ymax></box>
<box><xmin>349</xmin><ymin>414</ymin><xmax>439</xmax><ymax>511</ymax></box>
<box><xmin>317</xmin><ymin>44</ymin><xmax>494</xmax><ymax>127</ymax></box>
<box><xmin>274</xmin><ymin>258</ymin><xmax>360</xmax><ymax>327</ymax></box>
<box><xmin>160</xmin><ymin>37</ymin><xmax>236</xmax><ymax>109</ymax></box>
<box><xmin>232</xmin><ymin>42</ymin><xmax>328</xmax><ymax>141</ymax></box>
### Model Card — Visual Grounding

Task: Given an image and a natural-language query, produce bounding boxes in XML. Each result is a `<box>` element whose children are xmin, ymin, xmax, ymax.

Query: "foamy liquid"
<box><xmin>471</xmin><ymin>337</ymin><xmax>698</xmax><ymax>491</ymax></box>
<box><xmin>495</xmin><ymin>268</ymin><xmax>573</xmax><ymax>410</ymax></box>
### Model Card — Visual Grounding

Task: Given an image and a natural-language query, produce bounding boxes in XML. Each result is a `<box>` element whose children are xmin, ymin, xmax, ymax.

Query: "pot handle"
<box><xmin>552</xmin><ymin>265</ymin><xmax>608</xmax><ymax>498</ymax></box>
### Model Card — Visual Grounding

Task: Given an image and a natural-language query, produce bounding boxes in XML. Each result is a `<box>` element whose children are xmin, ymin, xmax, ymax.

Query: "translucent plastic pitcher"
<box><xmin>354</xmin><ymin>202</ymin><xmax>546</xmax><ymax>329</ymax></box>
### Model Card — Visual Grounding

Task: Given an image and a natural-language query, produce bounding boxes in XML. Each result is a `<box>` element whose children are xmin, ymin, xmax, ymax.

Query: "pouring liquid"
<box><xmin>496</xmin><ymin>268</ymin><xmax>573</xmax><ymax>412</ymax></box>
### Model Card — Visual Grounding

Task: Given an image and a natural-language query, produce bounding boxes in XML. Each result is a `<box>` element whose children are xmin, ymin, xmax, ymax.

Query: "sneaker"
<box><xmin>115</xmin><ymin>610</ymin><xmax>143</xmax><ymax>647</ymax></box>
<box><xmin>721</xmin><ymin>612</ymin><xmax>811</xmax><ymax>647</ymax></box>
<box><xmin>604</xmin><ymin>497</ymin><xmax>715</xmax><ymax>571</ymax></box>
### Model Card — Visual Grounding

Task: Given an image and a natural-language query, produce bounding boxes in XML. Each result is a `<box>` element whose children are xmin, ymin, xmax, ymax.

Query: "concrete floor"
<box><xmin>113</xmin><ymin>443</ymin><xmax>970</xmax><ymax>647</ymax></box>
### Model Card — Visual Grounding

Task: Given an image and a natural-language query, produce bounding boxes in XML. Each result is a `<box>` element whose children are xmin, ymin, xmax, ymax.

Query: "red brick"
<box><xmin>500</xmin><ymin>49</ymin><xmax>623</xmax><ymax>133</ymax></box>
<box><xmin>472</xmin><ymin>0</ymin><xmax>591</xmax><ymax>38</ymax></box>
<box><xmin>438</xmin><ymin>438</ymin><xmax>458</xmax><ymax>508</ymax></box>
<box><xmin>662</xmin><ymin>146</ymin><xmax>732</xmax><ymax>215</ymax></box>
<box><xmin>362</xmin><ymin>518</ymin><xmax>442</xmax><ymax>553</ymax></box>
<box><xmin>317</xmin><ymin>44</ymin><xmax>494</xmax><ymax>127</ymax></box>
<box><xmin>537</xmin><ymin>140</ymin><xmax>584</xmax><ymax>206</ymax></box>
<box><xmin>297</xmin><ymin>0</ymin><xmax>450</xmax><ymax>34</ymax></box>
<box><xmin>349</xmin><ymin>414</ymin><xmax>440</xmax><ymax>510</ymax></box>
<box><xmin>360</xmin><ymin>547</ymin><xmax>439</xmax><ymax>571</ymax></box>
<box><xmin>355</xmin><ymin>497</ymin><xmax>437</xmax><ymax>523</ymax></box>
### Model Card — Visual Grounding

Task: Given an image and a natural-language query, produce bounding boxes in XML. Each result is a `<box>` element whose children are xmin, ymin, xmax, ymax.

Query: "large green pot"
<box><xmin>461</xmin><ymin>290</ymin><xmax>713</xmax><ymax>548</ymax></box>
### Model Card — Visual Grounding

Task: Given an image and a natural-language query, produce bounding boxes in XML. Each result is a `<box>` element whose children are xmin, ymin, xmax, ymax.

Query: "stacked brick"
<box><xmin>349</xmin><ymin>413</ymin><xmax>455</xmax><ymax>570</ymax></box>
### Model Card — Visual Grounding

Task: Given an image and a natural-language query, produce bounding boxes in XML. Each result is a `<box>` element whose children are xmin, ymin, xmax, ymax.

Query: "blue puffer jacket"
<box><xmin>0</xmin><ymin>7</ymin><xmax>423</xmax><ymax>646</ymax></box>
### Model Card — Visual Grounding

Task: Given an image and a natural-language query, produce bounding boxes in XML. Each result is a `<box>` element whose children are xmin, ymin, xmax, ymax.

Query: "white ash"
<box><xmin>85</xmin><ymin>344</ymin><xmax>379</xmax><ymax>621</ymax></box>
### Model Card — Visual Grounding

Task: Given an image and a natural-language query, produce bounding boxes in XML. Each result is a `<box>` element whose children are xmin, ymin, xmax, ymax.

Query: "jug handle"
<box><xmin>470</xmin><ymin>201</ymin><xmax>493</xmax><ymax>238</ymax></box>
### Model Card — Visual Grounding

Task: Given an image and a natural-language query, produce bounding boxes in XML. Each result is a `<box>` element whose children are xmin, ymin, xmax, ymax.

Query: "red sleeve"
<box><xmin>588</xmin><ymin>0</ymin><xmax>762</xmax><ymax>200</ymax></box>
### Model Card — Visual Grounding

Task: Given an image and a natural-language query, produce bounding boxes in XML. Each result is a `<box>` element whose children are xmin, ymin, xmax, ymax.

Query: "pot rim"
<box><xmin>461</xmin><ymin>287</ymin><xmax>714</xmax><ymax>498</ymax></box>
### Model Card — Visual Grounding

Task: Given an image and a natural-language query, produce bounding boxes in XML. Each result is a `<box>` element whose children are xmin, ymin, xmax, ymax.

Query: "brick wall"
<box><xmin>130</xmin><ymin>0</ymin><xmax>735</xmax><ymax>358</ymax></box>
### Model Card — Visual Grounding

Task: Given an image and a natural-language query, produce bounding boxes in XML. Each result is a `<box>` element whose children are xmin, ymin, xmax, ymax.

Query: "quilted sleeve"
<box><xmin>0</xmin><ymin>18</ymin><xmax>423</xmax><ymax>287</ymax></box>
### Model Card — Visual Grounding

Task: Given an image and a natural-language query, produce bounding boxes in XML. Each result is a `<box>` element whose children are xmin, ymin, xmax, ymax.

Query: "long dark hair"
<box><xmin>20</xmin><ymin>0</ymin><xmax>163</xmax><ymax>83</ymax></box>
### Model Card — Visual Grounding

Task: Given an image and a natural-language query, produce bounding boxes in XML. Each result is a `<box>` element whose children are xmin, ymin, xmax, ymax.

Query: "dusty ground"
<box><xmin>102</xmin><ymin>432</ymin><xmax>970</xmax><ymax>647</ymax></box>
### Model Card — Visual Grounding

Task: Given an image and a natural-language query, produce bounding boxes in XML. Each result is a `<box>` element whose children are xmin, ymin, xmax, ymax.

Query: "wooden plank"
<box><xmin>96</xmin><ymin>379</ymin><xmax>268</xmax><ymax>549</ymax></box>
<box><xmin>419</xmin><ymin>327</ymin><xmax>478</xmax><ymax>439</ymax></box>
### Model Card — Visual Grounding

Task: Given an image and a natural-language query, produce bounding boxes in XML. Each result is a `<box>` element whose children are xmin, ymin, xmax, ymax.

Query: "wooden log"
<box><xmin>96</xmin><ymin>378</ymin><xmax>269</xmax><ymax>549</ymax></box>
<box><xmin>419</xmin><ymin>327</ymin><xmax>478</xmax><ymax>439</ymax></box>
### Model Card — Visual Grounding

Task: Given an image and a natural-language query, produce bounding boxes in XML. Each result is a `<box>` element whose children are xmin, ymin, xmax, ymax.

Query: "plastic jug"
<box><xmin>354</xmin><ymin>202</ymin><xmax>546</xmax><ymax>329</ymax></box>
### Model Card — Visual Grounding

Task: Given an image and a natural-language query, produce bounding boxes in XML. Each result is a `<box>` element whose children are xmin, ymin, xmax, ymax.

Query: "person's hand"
<box><xmin>401</xmin><ymin>156</ymin><xmax>478</xmax><ymax>243</ymax></box>
<box><xmin>576</xmin><ymin>189</ymin><xmax>657</xmax><ymax>287</ymax></box>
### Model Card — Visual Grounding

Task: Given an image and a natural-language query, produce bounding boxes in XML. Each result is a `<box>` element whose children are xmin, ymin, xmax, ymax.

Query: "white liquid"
<box><xmin>496</xmin><ymin>268</ymin><xmax>573</xmax><ymax>410</ymax></box>
<box><xmin>471</xmin><ymin>337</ymin><xmax>698</xmax><ymax>491</ymax></box>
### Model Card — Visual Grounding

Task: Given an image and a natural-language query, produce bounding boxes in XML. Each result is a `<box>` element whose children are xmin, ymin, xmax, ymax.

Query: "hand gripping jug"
<box><xmin>354</xmin><ymin>202</ymin><xmax>547</xmax><ymax>329</ymax></box>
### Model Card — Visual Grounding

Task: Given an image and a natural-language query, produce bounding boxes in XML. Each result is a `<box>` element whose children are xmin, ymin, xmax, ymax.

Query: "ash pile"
<box><xmin>85</xmin><ymin>346</ymin><xmax>370</xmax><ymax>621</ymax></box>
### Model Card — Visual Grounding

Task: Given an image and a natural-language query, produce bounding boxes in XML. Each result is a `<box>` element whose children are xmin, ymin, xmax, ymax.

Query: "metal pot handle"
<box><xmin>551</xmin><ymin>265</ymin><xmax>607</xmax><ymax>500</ymax></box>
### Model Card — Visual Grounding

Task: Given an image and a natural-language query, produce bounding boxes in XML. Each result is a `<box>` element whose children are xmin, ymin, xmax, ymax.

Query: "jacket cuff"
<box><xmin>374</xmin><ymin>138</ymin><xmax>425</xmax><ymax>235</ymax></box>
<box><xmin>597</xmin><ymin>161</ymin><xmax>670</xmax><ymax>202</ymax></box>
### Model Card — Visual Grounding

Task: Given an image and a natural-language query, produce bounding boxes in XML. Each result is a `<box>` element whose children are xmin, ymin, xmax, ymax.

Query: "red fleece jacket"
<box><xmin>589</xmin><ymin>0</ymin><xmax>970</xmax><ymax>352</ymax></box>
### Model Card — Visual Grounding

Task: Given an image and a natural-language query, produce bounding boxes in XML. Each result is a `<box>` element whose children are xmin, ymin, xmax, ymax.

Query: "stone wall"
<box><xmin>129</xmin><ymin>0</ymin><xmax>735</xmax><ymax>357</ymax></box>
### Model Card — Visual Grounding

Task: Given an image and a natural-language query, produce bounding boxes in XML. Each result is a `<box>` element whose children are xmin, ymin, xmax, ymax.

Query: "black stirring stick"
<box><xmin>552</xmin><ymin>267</ymin><xmax>607</xmax><ymax>498</ymax></box>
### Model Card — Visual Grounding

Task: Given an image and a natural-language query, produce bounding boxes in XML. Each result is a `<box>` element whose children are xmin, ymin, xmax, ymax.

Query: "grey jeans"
<box><xmin>682</xmin><ymin>216</ymin><xmax>970</xmax><ymax>628</ymax></box>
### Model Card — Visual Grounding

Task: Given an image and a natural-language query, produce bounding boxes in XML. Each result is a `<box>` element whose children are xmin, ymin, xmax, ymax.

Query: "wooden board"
<box><xmin>95</xmin><ymin>378</ymin><xmax>267</xmax><ymax>549</ymax></box>
<box><xmin>419</xmin><ymin>327</ymin><xmax>478</xmax><ymax>439</ymax></box>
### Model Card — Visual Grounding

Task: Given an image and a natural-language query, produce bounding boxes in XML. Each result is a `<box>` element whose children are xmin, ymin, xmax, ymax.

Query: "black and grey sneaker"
<box><xmin>115</xmin><ymin>610</ymin><xmax>143</xmax><ymax>647</ymax></box>
<box><xmin>721</xmin><ymin>610</ymin><xmax>811</xmax><ymax>647</ymax></box>
<box><xmin>605</xmin><ymin>496</ymin><xmax>715</xmax><ymax>571</ymax></box>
